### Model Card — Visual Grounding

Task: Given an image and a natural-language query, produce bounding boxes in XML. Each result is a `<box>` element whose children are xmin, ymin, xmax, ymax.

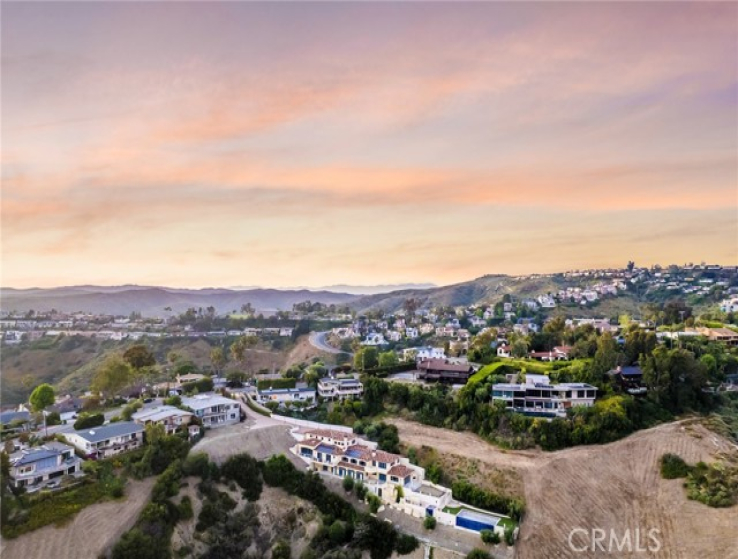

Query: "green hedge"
<box><xmin>451</xmin><ymin>480</ymin><xmax>525</xmax><ymax>521</ymax></box>
<box><xmin>257</xmin><ymin>378</ymin><xmax>296</xmax><ymax>390</ymax></box>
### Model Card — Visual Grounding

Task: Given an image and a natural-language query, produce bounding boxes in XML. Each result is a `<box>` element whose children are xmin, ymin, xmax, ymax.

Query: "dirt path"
<box><xmin>390</xmin><ymin>418</ymin><xmax>738</xmax><ymax>559</ymax></box>
<box><xmin>0</xmin><ymin>478</ymin><xmax>155</xmax><ymax>559</ymax></box>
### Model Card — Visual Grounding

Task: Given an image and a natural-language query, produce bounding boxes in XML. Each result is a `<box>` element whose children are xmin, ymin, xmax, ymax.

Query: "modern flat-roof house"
<box><xmin>181</xmin><ymin>393</ymin><xmax>240</xmax><ymax>428</ymax></box>
<box><xmin>492</xmin><ymin>373</ymin><xmax>597</xmax><ymax>417</ymax></box>
<box><xmin>317</xmin><ymin>378</ymin><xmax>364</xmax><ymax>401</ymax></box>
<box><xmin>417</xmin><ymin>359</ymin><xmax>474</xmax><ymax>383</ymax></box>
<box><xmin>257</xmin><ymin>387</ymin><xmax>316</xmax><ymax>406</ymax></box>
<box><xmin>132</xmin><ymin>405</ymin><xmax>194</xmax><ymax>435</ymax></box>
<box><xmin>8</xmin><ymin>442</ymin><xmax>83</xmax><ymax>490</ymax></box>
<box><xmin>64</xmin><ymin>422</ymin><xmax>144</xmax><ymax>459</ymax></box>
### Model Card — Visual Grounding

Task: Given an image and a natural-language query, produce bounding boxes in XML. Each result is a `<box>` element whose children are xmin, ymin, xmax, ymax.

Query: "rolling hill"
<box><xmin>0</xmin><ymin>286</ymin><xmax>357</xmax><ymax>317</ymax></box>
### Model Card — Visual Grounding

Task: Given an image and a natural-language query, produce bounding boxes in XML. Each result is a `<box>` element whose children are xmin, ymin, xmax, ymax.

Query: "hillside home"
<box><xmin>257</xmin><ymin>387</ymin><xmax>316</xmax><ymax>406</ymax></box>
<box><xmin>492</xmin><ymin>374</ymin><xmax>597</xmax><ymax>417</ymax></box>
<box><xmin>9</xmin><ymin>442</ymin><xmax>83</xmax><ymax>490</ymax></box>
<box><xmin>417</xmin><ymin>359</ymin><xmax>474</xmax><ymax>383</ymax></box>
<box><xmin>0</xmin><ymin>410</ymin><xmax>34</xmax><ymax>433</ymax></box>
<box><xmin>362</xmin><ymin>333</ymin><xmax>387</xmax><ymax>346</ymax></box>
<box><xmin>64</xmin><ymin>422</ymin><xmax>144</xmax><ymax>459</ymax></box>
<box><xmin>132</xmin><ymin>405</ymin><xmax>194</xmax><ymax>435</ymax></box>
<box><xmin>318</xmin><ymin>378</ymin><xmax>364</xmax><ymax>401</ymax></box>
<box><xmin>181</xmin><ymin>393</ymin><xmax>241</xmax><ymax>428</ymax></box>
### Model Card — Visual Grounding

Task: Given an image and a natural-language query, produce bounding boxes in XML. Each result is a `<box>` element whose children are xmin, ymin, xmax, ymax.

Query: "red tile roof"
<box><xmin>387</xmin><ymin>465</ymin><xmax>415</xmax><ymax>478</ymax></box>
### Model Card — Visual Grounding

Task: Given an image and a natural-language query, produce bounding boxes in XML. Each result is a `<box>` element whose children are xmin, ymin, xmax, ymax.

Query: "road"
<box><xmin>308</xmin><ymin>331</ymin><xmax>351</xmax><ymax>355</ymax></box>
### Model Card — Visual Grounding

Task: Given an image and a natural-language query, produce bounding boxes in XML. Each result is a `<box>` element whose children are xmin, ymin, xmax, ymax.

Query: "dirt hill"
<box><xmin>389</xmin><ymin>418</ymin><xmax>738</xmax><ymax>559</ymax></box>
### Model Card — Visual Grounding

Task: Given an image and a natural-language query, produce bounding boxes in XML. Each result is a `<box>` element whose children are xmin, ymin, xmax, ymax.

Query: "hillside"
<box><xmin>0</xmin><ymin>334</ymin><xmax>334</xmax><ymax>405</ymax></box>
<box><xmin>0</xmin><ymin>286</ymin><xmax>357</xmax><ymax>316</ymax></box>
<box><xmin>351</xmin><ymin>274</ymin><xmax>647</xmax><ymax>317</ymax></box>
<box><xmin>391</xmin><ymin>418</ymin><xmax>738</xmax><ymax>559</ymax></box>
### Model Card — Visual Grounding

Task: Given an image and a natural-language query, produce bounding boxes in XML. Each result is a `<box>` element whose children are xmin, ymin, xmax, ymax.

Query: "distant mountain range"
<box><xmin>0</xmin><ymin>274</ymin><xmax>644</xmax><ymax>317</ymax></box>
<box><xmin>0</xmin><ymin>286</ymin><xmax>358</xmax><ymax>317</ymax></box>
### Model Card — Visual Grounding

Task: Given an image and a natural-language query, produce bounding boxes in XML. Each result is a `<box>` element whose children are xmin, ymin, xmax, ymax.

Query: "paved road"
<box><xmin>308</xmin><ymin>331</ymin><xmax>351</xmax><ymax>355</ymax></box>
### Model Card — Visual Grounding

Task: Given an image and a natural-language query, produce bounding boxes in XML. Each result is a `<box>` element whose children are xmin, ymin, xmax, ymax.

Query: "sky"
<box><xmin>2</xmin><ymin>1</ymin><xmax>737</xmax><ymax>289</ymax></box>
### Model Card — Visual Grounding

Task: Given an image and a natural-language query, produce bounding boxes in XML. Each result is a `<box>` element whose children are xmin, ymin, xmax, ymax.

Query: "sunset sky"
<box><xmin>2</xmin><ymin>2</ymin><xmax>737</xmax><ymax>289</ymax></box>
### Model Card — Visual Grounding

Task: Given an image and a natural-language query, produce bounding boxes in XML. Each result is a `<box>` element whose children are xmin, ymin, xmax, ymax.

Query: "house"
<box><xmin>537</xmin><ymin>295</ymin><xmax>556</xmax><ymax>308</ymax></box>
<box><xmin>176</xmin><ymin>373</ymin><xmax>206</xmax><ymax>386</ymax></box>
<box><xmin>699</xmin><ymin>327</ymin><xmax>738</xmax><ymax>347</ymax></box>
<box><xmin>8</xmin><ymin>442</ymin><xmax>83</xmax><ymax>490</ymax></box>
<box><xmin>417</xmin><ymin>359</ymin><xmax>474</xmax><ymax>383</ymax></box>
<box><xmin>492</xmin><ymin>374</ymin><xmax>597</xmax><ymax>417</ymax></box>
<box><xmin>132</xmin><ymin>405</ymin><xmax>194</xmax><ymax>435</ymax></box>
<box><xmin>387</xmin><ymin>331</ymin><xmax>402</xmax><ymax>342</ymax></box>
<box><xmin>279</xmin><ymin>328</ymin><xmax>294</xmax><ymax>337</ymax></box>
<box><xmin>257</xmin><ymin>387</ymin><xmax>316</xmax><ymax>406</ymax></box>
<box><xmin>405</xmin><ymin>327</ymin><xmax>419</xmax><ymax>339</ymax></box>
<box><xmin>497</xmin><ymin>345</ymin><xmax>511</xmax><ymax>358</ymax></box>
<box><xmin>413</xmin><ymin>346</ymin><xmax>446</xmax><ymax>362</ymax></box>
<box><xmin>181</xmin><ymin>393</ymin><xmax>241</xmax><ymax>428</ymax></box>
<box><xmin>290</xmin><ymin>428</ymin><xmax>510</xmax><ymax>536</ymax></box>
<box><xmin>64</xmin><ymin>422</ymin><xmax>144</xmax><ymax>459</ymax></box>
<box><xmin>362</xmin><ymin>333</ymin><xmax>387</xmax><ymax>346</ymax></box>
<box><xmin>318</xmin><ymin>378</ymin><xmax>364</xmax><ymax>401</ymax></box>
<box><xmin>529</xmin><ymin>345</ymin><xmax>573</xmax><ymax>361</ymax></box>
<box><xmin>0</xmin><ymin>410</ymin><xmax>34</xmax><ymax>433</ymax></box>
<box><xmin>291</xmin><ymin>428</ymin><xmax>425</xmax><ymax>498</ymax></box>
<box><xmin>719</xmin><ymin>298</ymin><xmax>738</xmax><ymax>313</ymax></box>
<box><xmin>608</xmin><ymin>366</ymin><xmax>647</xmax><ymax>395</ymax></box>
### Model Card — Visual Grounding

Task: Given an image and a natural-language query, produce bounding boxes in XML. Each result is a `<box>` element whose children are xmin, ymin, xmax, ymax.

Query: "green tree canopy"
<box><xmin>92</xmin><ymin>355</ymin><xmax>133</xmax><ymax>398</ymax></box>
<box><xmin>29</xmin><ymin>383</ymin><xmax>55</xmax><ymax>412</ymax></box>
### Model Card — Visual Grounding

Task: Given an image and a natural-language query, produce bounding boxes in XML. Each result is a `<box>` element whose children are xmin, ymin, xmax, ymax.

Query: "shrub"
<box><xmin>354</xmin><ymin>480</ymin><xmax>367</xmax><ymax>500</ymax></box>
<box><xmin>183</xmin><ymin>452</ymin><xmax>212</xmax><ymax>479</ymax></box>
<box><xmin>423</xmin><ymin>516</ymin><xmax>437</xmax><ymax>530</ymax></box>
<box><xmin>45</xmin><ymin>411</ymin><xmax>61</xmax><ymax>426</ymax></box>
<box><xmin>272</xmin><ymin>540</ymin><xmax>292</xmax><ymax>559</ymax></box>
<box><xmin>504</xmin><ymin>525</ymin><xmax>515</xmax><ymax>546</ymax></box>
<box><xmin>257</xmin><ymin>378</ymin><xmax>296</xmax><ymax>390</ymax></box>
<box><xmin>395</xmin><ymin>533</ymin><xmax>419</xmax><ymax>555</ymax></box>
<box><xmin>480</xmin><ymin>529</ymin><xmax>500</xmax><ymax>544</ymax></box>
<box><xmin>660</xmin><ymin>453</ymin><xmax>691</xmax><ymax>479</ymax></box>
<box><xmin>178</xmin><ymin>496</ymin><xmax>193</xmax><ymax>520</ymax></box>
<box><xmin>451</xmin><ymin>480</ymin><xmax>525</xmax><ymax>521</ymax></box>
<box><xmin>342</xmin><ymin>476</ymin><xmax>355</xmax><ymax>493</ymax></box>
<box><xmin>73</xmin><ymin>413</ymin><xmax>105</xmax><ymax>430</ymax></box>
<box><xmin>466</xmin><ymin>550</ymin><xmax>492</xmax><ymax>559</ymax></box>
<box><xmin>367</xmin><ymin>493</ymin><xmax>381</xmax><ymax>514</ymax></box>
<box><xmin>220</xmin><ymin>453</ymin><xmax>262</xmax><ymax>501</ymax></box>
<box><xmin>329</xmin><ymin>520</ymin><xmax>348</xmax><ymax>544</ymax></box>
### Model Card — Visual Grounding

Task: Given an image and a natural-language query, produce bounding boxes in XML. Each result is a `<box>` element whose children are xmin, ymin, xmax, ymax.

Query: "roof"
<box><xmin>181</xmin><ymin>393</ymin><xmax>237</xmax><ymax>410</ymax></box>
<box><xmin>132</xmin><ymin>406</ymin><xmax>193</xmax><ymax>423</ymax></box>
<box><xmin>69</xmin><ymin>421</ymin><xmax>143</xmax><ymax>443</ymax></box>
<box><xmin>303</xmin><ymin>428</ymin><xmax>355</xmax><ymax>441</ymax></box>
<box><xmin>259</xmin><ymin>387</ymin><xmax>315</xmax><ymax>395</ymax></box>
<box><xmin>11</xmin><ymin>443</ymin><xmax>73</xmax><ymax>466</ymax></box>
<box><xmin>0</xmin><ymin>411</ymin><xmax>31</xmax><ymax>424</ymax></box>
<box><xmin>387</xmin><ymin>464</ymin><xmax>415</xmax><ymax>478</ymax></box>
<box><xmin>417</xmin><ymin>359</ymin><xmax>472</xmax><ymax>373</ymax></box>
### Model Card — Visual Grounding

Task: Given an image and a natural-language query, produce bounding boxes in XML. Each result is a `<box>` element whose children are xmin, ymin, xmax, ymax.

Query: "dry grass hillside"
<box><xmin>1</xmin><ymin>335</ymin><xmax>331</xmax><ymax>405</ymax></box>
<box><xmin>390</xmin><ymin>418</ymin><xmax>738</xmax><ymax>559</ymax></box>
<box><xmin>0</xmin><ymin>478</ymin><xmax>155</xmax><ymax>559</ymax></box>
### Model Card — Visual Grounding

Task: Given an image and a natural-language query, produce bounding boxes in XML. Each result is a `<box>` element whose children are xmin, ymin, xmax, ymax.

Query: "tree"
<box><xmin>210</xmin><ymin>347</ymin><xmax>226</xmax><ymax>374</ymax></box>
<box><xmin>591</xmin><ymin>332</ymin><xmax>618</xmax><ymax>384</ymax></box>
<box><xmin>423</xmin><ymin>516</ymin><xmax>437</xmax><ymax>530</ymax></box>
<box><xmin>29</xmin><ymin>383</ymin><xmax>55</xmax><ymax>412</ymax></box>
<box><xmin>378</xmin><ymin>351</ymin><xmax>399</xmax><ymax>369</ymax></box>
<box><xmin>123</xmin><ymin>344</ymin><xmax>156</xmax><ymax>371</ymax></box>
<box><xmin>74</xmin><ymin>412</ymin><xmax>105</xmax><ymax>430</ymax></box>
<box><xmin>511</xmin><ymin>339</ymin><xmax>529</xmax><ymax>359</ymax></box>
<box><xmin>91</xmin><ymin>355</ymin><xmax>133</xmax><ymax>398</ymax></box>
<box><xmin>354</xmin><ymin>347</ymin><xmax>378</xmax><ymax>371</ymax></box>
<box><xmin>230</xmin><ymin>336</ymin><xmax>257</xmax><ymax>374</ymax></box>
